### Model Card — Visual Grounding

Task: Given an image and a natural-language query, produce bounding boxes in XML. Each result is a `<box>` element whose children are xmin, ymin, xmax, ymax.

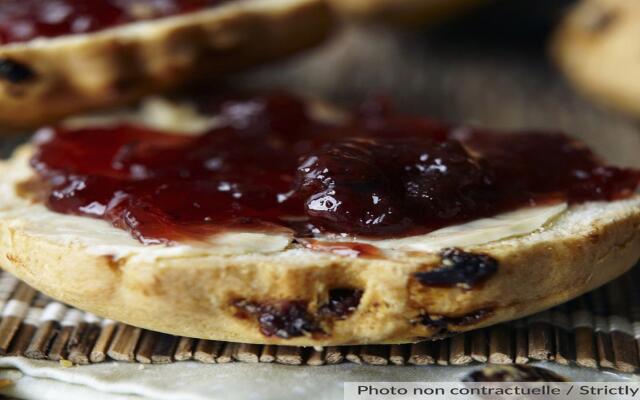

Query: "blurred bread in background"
<box><xmin>0</xmin><ymin>0</ymin><xmax>333</xmax><ymax>129</ymax></box>
<box><xmin>553</xmin><ymin>0</ymin><xmax>640</xmax><ymax>118</ymax></box>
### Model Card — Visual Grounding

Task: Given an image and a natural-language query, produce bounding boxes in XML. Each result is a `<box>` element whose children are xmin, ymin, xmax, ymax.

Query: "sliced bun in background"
<box><xmin>0</xmin><ymin>0</ymin><xmax>333</xmax><ymax>128</ymax></box>
<box><xmin>553</xmin><ymin>0</ymin><xmax>640</xmax><ymax>118</ymax></box>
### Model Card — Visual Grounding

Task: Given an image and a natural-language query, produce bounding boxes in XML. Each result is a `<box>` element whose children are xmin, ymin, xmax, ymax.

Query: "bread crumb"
<box><xmin>59</xmin><ymin>359</ymin><xmax>74</xmax><ymax>368</ymax></box>
<box><xmin>138</xmin><ymin>364</ymin><xmax>145</xmax><ymax>370</ymax></box>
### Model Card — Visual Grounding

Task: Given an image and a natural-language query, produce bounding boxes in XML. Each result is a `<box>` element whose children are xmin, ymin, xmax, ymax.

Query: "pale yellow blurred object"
<box><xmin>553</xmin><ymin>0</ymin><xmax>640</xmax><ymax>118</ymax></box>
<box><xmin>330</xmin><ymin>0</ymin><xmax>490</xmax><ymax>25</ymax></box>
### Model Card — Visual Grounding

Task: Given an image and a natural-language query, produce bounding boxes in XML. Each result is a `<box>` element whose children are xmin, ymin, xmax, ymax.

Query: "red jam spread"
<box><xmin>0</xmin><ymin>0</ymin><xmax>226</xmax><ymax>44</ymax></box>
<box><xmin>30</xmin><ymin>94</ymin><xmax>640</xmax><ymax>245</ymax></box>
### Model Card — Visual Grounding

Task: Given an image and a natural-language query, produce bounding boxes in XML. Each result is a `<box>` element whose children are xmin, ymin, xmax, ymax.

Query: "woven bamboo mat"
<box><xmin>0</xmin><ymin>267</ymin><xmax>639</xmax><ymax>373</ymax></box>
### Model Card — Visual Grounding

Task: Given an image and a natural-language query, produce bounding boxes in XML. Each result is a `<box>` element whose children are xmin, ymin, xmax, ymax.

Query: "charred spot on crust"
<box><xmin>462</xmin><ymin>365</ymin><xmax>568</xmax><ymax>382</ymax></box>
<box><xmin>419</xmin><ymin>308</ymin><xmax>493</xmax><ymax>335</ymax></box>
<box><xmin>0</xmin><ymin>59</ymin><xmax>35</xmax><ymax>83</ymax></box>
<box><xmin>414</xmin><ymin>248</ymin><xmax>498</xmax><ymax>289</ymax></box>
<box><xmin>103</xmin><ymin>255</ymin><xmax>122</xmax><ymax>273</ymax></box>
<box><xmin>232</xmin><ymin>299</ymin><xmax>322</xmax><ymax>339</ymax></box>
<box><xmin>318</xmin><ymin>288</ymin><xmax>363</xmax><ymax>319</ymax></box>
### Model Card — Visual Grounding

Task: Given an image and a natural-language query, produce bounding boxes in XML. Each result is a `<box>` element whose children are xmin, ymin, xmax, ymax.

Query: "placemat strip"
<box><xmin>174</xmin><ymin>337</ymin><xmax>194</xmax><ymax>361</ymax></box>
<box><xmin>408</xmin><ymin>341</ymin><xmax>434</xmax><ymax>365</ymax></box>
<box><xmin>90</xmin><ymin>320</ymin><xmax>116</xmax><ymax>363</ymax></box>
<box><xmin>488</xmin><ymin>325</ymin><xmax>511</xmax><ymax>364</ymax></box>
<box><xmin>389</xmin><ymin>344</ymin><xmax>407</xmax><ymax>365</ymax></box>
<box><xmin>193</xmin><ymin>340</ymin><xmax>222</xmax><ymax>363</ymax></box>
<box><xmin>436</xmin><ymin>340</ymin><xmax>449</xmax><ymax>365</ymax></box>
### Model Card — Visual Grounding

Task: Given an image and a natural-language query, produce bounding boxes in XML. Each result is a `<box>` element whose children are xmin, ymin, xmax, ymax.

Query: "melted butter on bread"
<box><xmin>328</xmin><ymin>203</ymin><xmax>568</xmax><ymax>252</ymax></box>
<box><xmin>64</xmin><ymin>97</ymin><xmax>221</xmax><ymax>134</ymax></box>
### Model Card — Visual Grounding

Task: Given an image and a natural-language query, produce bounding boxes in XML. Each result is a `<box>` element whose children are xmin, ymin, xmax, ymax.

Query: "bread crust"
<box><xmin>0</xmin><ymin>145</ymin><xmax>639</xmax><ymax>346</ymax></box>
<box><xmin>0</xmin><ymin>0</ymin><xmax>333</xmax><ymax>128</ymax></box>
<box><xmin>552</xmin><ymin>0</ymin><xmax>640</xmax><ymax>117</ymax></box>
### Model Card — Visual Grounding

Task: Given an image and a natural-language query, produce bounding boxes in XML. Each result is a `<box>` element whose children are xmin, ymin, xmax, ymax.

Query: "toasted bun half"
<box><xmin>552</xmin><ymin>0</ymin><xmax>640</xmax><ymax>117</ymax></box>
<box><xmin>330</xmin><ymin>0</ymin><xmax>488</xmax><ymax>26</ymax></box>
<box><xmin>0</xmin><ymin>0</ymin><xmax>333</xmax><ymax>128</ymax></box>
<box><xmin>0</xmin><ymin>100</ymin><xmax>639</xmax><ymax>346</ymax></box>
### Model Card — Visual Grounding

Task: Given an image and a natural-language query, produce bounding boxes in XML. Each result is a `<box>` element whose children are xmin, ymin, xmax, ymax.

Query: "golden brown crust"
<box><xmin>552</xmin><ymin>0</ymin><xmax>640</xmax><ymax>117</ymax></box>
<box><xmin>330</xmin><ymin>0</ymin><xmax>488</xmax><ymax>26</ymax></box>
<box><xmin>0</xmin><ymin>146</ymin><xmax>639</xmax><ymax>346</ymax></box>
<box><xmin>0</xmin><ymin>0</ymin><xmax>333</xmax><ymax>128</ymax></box>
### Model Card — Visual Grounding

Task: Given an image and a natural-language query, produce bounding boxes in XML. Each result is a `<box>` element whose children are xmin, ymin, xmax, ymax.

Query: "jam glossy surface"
<box><xmin>0</xmin><ymin>0</ymin><xmax>225</xmax><ymax>44</ymax></box>
<box><xmin>30</xmin><ymin>94</ymin><xmax>640</xmax><ymax>245</ymax></box>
